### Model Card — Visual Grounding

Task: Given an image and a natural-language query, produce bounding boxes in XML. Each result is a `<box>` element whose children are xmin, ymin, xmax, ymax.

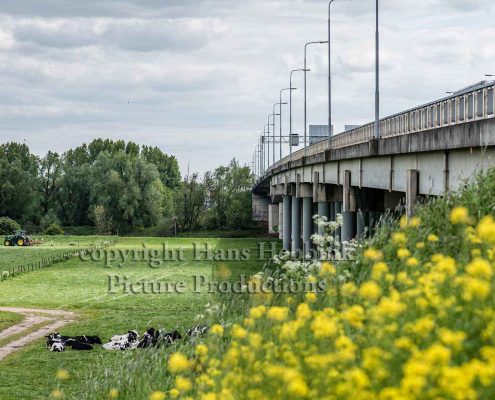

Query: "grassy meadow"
<box><xmin>0</xmin><ymin>236</ymin><xmax>276</xmax><ymax>400</ymax></box>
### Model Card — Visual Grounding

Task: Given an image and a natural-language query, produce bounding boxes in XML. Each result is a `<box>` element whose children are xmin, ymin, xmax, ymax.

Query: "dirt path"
<box><xmin>0</xmin><ymin>307</ymin><xmax>75</xmax><ymax>361</ymax></box>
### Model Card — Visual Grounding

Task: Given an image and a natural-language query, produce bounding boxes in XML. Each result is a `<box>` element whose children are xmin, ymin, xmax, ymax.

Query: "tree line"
<box><xmin>0</xmin><ymin>139</ymin><xmax>254</xmax><ymax>234</ymax></box>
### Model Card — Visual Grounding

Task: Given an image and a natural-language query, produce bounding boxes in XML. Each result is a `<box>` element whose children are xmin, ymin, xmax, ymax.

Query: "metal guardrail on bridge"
<box><xmin>263</xmin><ymin>82</ymin><xmax>495</xmax><ymax>175</ymax></box>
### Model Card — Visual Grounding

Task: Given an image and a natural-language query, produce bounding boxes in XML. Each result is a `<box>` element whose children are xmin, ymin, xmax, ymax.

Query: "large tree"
<box><xmin>204</xmin><ymin>159</ymin><xmax>254</xmax><ymax>229</ymax></box>
<box><xmin>0</xmin><ymin>143</ymin><xmax>39</xmax><ymax>222</ymax></box>
<box><xmin>174</xmin><ymin>173</ymin><xmax>206</xmax><ymax>231</ymax></box>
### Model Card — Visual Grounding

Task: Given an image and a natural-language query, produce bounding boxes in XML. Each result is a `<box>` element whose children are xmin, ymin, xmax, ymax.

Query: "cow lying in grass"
<box><xmin>46</xmin><ymin>333</ymin><xmax>102</xmax><ymax>352</ymax></box>
<box><xmin>102</xmin><ymin>330</ymin><xmax>140</xmax><ymax>350</ymax></box>
<box><xmin>46</xmin><ymin>324</ymin><xmax>209</xmax><ymax>352</ymax></box>
<box><xmin>136</xmin><ymin>328</ymin><xmax>182</xmax><ymax>349</ymax></box>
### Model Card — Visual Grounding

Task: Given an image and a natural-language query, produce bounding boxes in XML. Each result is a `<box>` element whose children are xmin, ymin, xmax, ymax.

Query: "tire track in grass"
<box><xmin>0</xmin><ymin>307</ymin><xmax>75</xmax><ymax>362</ymax></box>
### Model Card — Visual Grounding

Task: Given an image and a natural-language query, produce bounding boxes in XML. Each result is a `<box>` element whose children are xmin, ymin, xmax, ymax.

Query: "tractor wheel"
<box><xmin>16</xmin><ymin>238</ymin><xmax>25</xmax><ymax>246</ymax></box>
<box><xmin>4</xmin><ymin>240</ymin><xmax>10</xmax><ymax>246</ymax></box>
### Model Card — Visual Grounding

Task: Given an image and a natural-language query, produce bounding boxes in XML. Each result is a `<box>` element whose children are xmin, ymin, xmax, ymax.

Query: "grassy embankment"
<box><xmin>76</xmin><ymin>169</ymin><xmax>495</xmax><ymax>400</ymax></box>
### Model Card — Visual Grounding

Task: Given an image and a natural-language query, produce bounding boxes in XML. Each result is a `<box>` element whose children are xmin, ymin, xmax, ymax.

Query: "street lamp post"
<box><xmin>374</xmin><ymin>0</ymin><xmax>380</xmax><ymax>140</ymax></box>
<box><xmin>279</xmin><ymin>89</ymin><xmax>291</xmax><ymax>162</ymax></box>
<box><xmin>290</xmin><ymin>69</ymin><xmax>305</xmax><ymax>160</ymax></box>
<box><xmin>268</xmin><ymin>113</ymin><xmax>276</xmax><ymax>168</ymax></box>
<box><xmin>304</xmin><ymin>41</ymin><xmax>328</xmax><ymax>157</ymax></box>
<box><xmin>264</xmin><ymin>124</ymin><xmax>269</xmax><ymax>172</ymax></box>
<box><xmin>328</xmin><ymin>0</ymin><xmax>336</xmax><ymax>149</ymax></box>
<box><xmin>271</xmin><ymin>106</ymin><xmax>280</xmax><ymax>166</ymax></box>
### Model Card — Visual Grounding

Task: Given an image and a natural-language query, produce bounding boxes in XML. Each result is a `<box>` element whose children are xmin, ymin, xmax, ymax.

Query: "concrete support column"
<box><xmin>335</xmin><ymin>201</ymin><xmax>342</xmax><ymax>239</ymax></box>
<box><xmin>283</xmin><ymin>196</ymin><xmax>292</xmax><ymax>251</ymax></box>
<box><xmin>278</xmin><ymin>204</ymin><xmax>283</xmax><ymax>240</ymax></box>
<box><xmin>317</xmin><ymin>202</ymin><xmax>330</xmax><ymax>235</ymax></box>
<box><xmin>302</xmin><ymin>197</ymin><xmax>313</xmax><ymax>256</ymax></box>
<box><xmin>268</xmin><ymin>204</ymin><xmax>279</xmax><ymax>234</ymax></box>
<box><xmin>329</xmin><ymin>202</ymin><xmax>336</xmax><ymax>221</ymax></box>
<box><xmin>342</xmin><ymin>170</ymin><xmax>357</xmax><ymax>242</ymax></box>
<box><xmin>406</xmin><ymin>170</ymin><xmax>419</xmax><ymax>218</ymax></box>
<box><xmin>357</xmin><ymin>211</ymin><xmax>369</xmax><ymax>238</ymax></box>
<box><xmin>291</xmin><ymin>197</ymin><xmax>301</xmax><ymax>253</ymax></box>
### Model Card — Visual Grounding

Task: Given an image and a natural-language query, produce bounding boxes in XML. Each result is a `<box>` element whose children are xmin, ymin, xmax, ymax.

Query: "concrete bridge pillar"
<box><xmin>302</xmin><ymin>197</ymin><xmax>313</xmax><ymax>256</ymax></box>
<box><xmin>268</xmin><ymin>204</ymin><xmax>279</xmax><ymax>234</ymax></box>
<box><xmin>329</xmin><ymin>202</ymin><xmax>336</xmax><ymax>222</ymax></box>
<box><xmin>356</xmin><ymin>189</ymin><xmax>370</xmax><ymax>238</ymax></box>
<box><xmin>278</xmin><ymin>204</ymin><xmax>283</xmax><ymax>240</ymax></box>
<box><xmin>317</xmin><ymin>202</ymin><xmax>330</xmax><ymax>235</ymax></box>
<box><xmin>291</xmin><ymin>197</ymin><xmax>301</xmax><ymax>253</ymax></box>
<box><xmin>406</xmin><ymin>169</ymin><xmax>419</xmax><ymax>218</ymax></box>
<box><xmin>342</xmin><ymin>170</ymin><xmax>357</xmax><ymax>242</ymax></box>
<box><xmin>335</xmin><ymin>201</ymin><xmax>342</xmax><ymax>240</ymax></box>
<box><xmin>252</xmin><ymin>194</ymin><xmax>270</xmax><ymax>227</ymax></box>
<box><xmin>282</xmin><ymin>196</ymin><xmax>292</xmax><ymax>251</ymax></box>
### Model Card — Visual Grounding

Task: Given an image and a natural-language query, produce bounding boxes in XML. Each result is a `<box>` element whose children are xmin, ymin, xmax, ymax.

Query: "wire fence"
<box><xmin>0</xmin><ymin>239</ymin><xmax>118</xmax><ymax>282</ymax></box>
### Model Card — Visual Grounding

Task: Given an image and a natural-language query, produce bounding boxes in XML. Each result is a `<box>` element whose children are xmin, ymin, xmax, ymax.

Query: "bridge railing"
<box><xmin>263</xmin><ymin>82</ymin><xmax>495</xmax><ymax>175</ymax></box>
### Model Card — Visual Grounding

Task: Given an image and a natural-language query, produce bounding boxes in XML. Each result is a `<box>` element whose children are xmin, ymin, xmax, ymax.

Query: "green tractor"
<box><xmin>4</xmin><ymin>230</ymin><xmax>32</xmax><ymax>247</ymax></box>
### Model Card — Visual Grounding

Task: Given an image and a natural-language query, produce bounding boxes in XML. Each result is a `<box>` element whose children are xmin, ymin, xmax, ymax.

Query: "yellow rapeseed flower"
<box><xmin>231</xmin><ymin>324</ymin><xmax>247</xmax><ymax>339</ymax></box>
<box><xmin>51</xmin><ymin>389</ymin><xmax>64</xmax><ymax>399</ymax></box>
<box><xmin>56</xmin><ymin>369</ymin><xmax>70</xmax><ymax>380</ymax></box>
<box><xmin>175</xmin><ymin>376</ymin><xmax>192</xmax><ymax>392</ymax></box>
<box><xmin>249</xmin><ymin>305</ymin><xmax>266</xmax><ymax>319</ymax></box>
<box><xmin>320</xmin><ymin>262</ymin><xmax>336</xmax><ymax>276</ymax></box>
<box><xmin>409</xmin><ymin>217</ymin><xmax>421</xmax><ymax>228</ymax></box>
<box><xmin>359</xmin><ymin>281</ymin><xmax>382</xmax><ymax>301</ymax></box>
<box><xmin>305</xmin><ymin>292</ymin><xmax>317</xmax><ymax>303</ymax></box>
<box><xmin>196</xmin><ymin>344</ymin><xmax>208</xmax><ymax>357</ymax></box>
<box><xmin>477</xmin><ymin>216</ymin><xmax>495</xmax><ymax>243</ymax></box>
<box><xmin>149</xmin><ymin>392</ymin><xmax>166</xmax><ymax>400</ymax></box>
<box><xmin>109</xmin><ymin>389</ymin><xmax>119</xmax><ymax>399</ymax></box>
<box><xmin>450</xmin><ymin>207</ymin><xmax>469</xmax><ymax>224</ymax></box>
<box><xmin>311</xmin><ymin>314</ymin><xmax>338</xmax><ymax>339</ymax></box>
<box><xmin>341</xmin><ymin>282</ymin><xmax>357</xmax><ymax>297</ymax></box>
<box><xmin>427</xmin><ymin>233</ymin><xmax>439</xmax><ymax>242</ymax></box>
<box><xmin>168</xmin><ymin>353</ymin><xmax>190</xmax><ymax>374</ymax></box>
<box><xmin>296</xmin><ymin>303</ymin><xmax>312</xmax><ymax>320</ymax></box>
<box><xmin>406</xmin><ymin>257</ymin><xmax>419</xmax><ymax>267</ymax></box>
<box><xmin>267</xmin><ymin>306</ymin><xmax>289</xmax><ymax>321</ymax></box>
<box><xmin>287</xmin><ymin>377</ymin><xmax>309</xmax><ymax>397</ymax></box>
<box><xmin>371</xmin><ymin>262</ymin><xmax>389</xmax><ymax>280</ymax></box>
<box><xmin>210</xmin><ymin>324</ymin><xmax>224</xmax><ymax>336</ymax></box>
<box><xmin>392</xmin><ymin>232</ymin><xmax>407</xmax><ymax>246</ymax></box>
<box><xmin>466</xmin><ymin>257</ymin><xmax>493</xmax><ymax>279</ymax></box>
<box><xmin>364</xmin><ymin>247</ymin><xmax>383</xmax><ymax>261</ymax></box>
<box><xmin>416</xmin><ymin>241</ymin><xmax>425</xmax><ymax>249</ymax></box>
<box><xmin>397</xmin><ymin>248</ymin><xmax>411</xmax><ymax>259</ymax></box>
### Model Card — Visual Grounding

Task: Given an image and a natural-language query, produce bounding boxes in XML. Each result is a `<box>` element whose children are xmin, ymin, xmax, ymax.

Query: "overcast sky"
<box><xmin>0</xmin><ymin>0</ymin><xmax>494</xmax><ymax>174</ymax></box>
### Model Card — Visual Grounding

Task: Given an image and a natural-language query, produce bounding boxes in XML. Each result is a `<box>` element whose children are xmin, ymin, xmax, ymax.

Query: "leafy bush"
<box><xmin>44</xmin><ymin>223</ymin><xmax>65</xmax><ymax>236</ymax></box>
<box><xmin>0</xmin><ymin>217</ymin><xmax>20</xmax><ymax>235</ymax></box>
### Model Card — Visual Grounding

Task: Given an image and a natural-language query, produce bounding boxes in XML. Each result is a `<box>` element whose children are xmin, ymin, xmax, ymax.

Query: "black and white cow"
<box><xmin>103</xmin><ymin>330</ymin><xmax>140</xmax><ymax>350</ymax></box>
<box><xmin>186</xmin><ymin>324</ymin><xmax>209</xmax><ymax>339</ymax></box>
<box><xmin>45</xmin><ymin>332</ymin><xmax>102</xmax><ymax>351</ymax></box>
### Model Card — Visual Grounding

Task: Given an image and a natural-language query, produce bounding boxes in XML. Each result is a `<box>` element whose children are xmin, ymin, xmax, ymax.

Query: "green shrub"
<box><xmin>0</xmin><ymin>217</ymin><xmax>20</xmax><ymax>235</ymax></box>
<box><xmin>44</xmin><ymin>223</ymin><xmax>65</xmax><ymax>236</ymax></box>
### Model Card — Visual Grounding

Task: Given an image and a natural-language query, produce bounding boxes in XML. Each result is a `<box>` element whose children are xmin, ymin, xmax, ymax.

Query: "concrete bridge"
<box><xmin>252</xmin><ymin>81</ymin><xmax>495</xmax><ymax>253</ymax></box>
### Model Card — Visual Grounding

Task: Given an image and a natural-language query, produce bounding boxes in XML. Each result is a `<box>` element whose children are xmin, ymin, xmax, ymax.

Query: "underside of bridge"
<box><xmin>253</xmin><ymin>118</ymin><xmax>495</xmax><ymax>254</ymax></box>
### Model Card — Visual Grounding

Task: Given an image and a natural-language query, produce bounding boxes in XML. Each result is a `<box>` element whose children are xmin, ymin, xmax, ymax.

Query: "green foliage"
<box><xmin>204</xmin><ymin>158</ymin><xmax>254</xmax><ymax>229</ymax></box>
<box><xmin>0</xmin><ymin>217</ymin><xmax>21</xmax><ymax>235</ymax></box>
<box><xmin>141</xmin><ymin>145</ymin><xmax>181</xmax><ymax>189</ymax></box>
<box><xmin>44</xmin><ymin>223</ymin><xmax>64</xmax><ymax>236</ymax></box>
<box><xmin>174</xmin><ymin>173</ymin><xmax>206</xmax><ymax>231</ymax></box>
<box><xmin>0</xmin><ymin>141</ymin><xmax>253</xmax><ymax>235</ymax></box>
<box><xmin>0</xmin><ymin>143</ymin><xmax>39</xmax><ymax>223</ymax></box>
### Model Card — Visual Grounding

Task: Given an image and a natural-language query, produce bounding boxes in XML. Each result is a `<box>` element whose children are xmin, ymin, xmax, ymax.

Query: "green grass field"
<box><xmin>0</xmin><ymin>236</ymin><xmax>274</xmax><ymax>400</ymax></box>
<box><xmin>0</xmin><ymin>311</ymin><xmax>23</xmax><ymax>332</ymax></box>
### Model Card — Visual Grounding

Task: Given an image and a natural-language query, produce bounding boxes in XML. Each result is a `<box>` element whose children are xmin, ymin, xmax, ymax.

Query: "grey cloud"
<box><xmin>12</xmin><ymin>17</ymin><xmax>227</xmax><ymax>52</ymax></box>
